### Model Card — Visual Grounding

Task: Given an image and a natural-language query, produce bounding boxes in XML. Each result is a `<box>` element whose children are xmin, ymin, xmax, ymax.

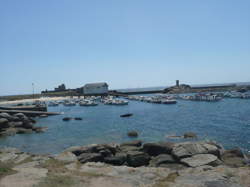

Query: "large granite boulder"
<box><xmin>14</xmin><ymin>113</ymin><xmax>28</xmax><ymax>121</ymax></box>
<box><xmin>104</xmin><ymin>153</ymin><xmax>127</xmax><ymax>166</ymax></box>
<box><xmin>0</xmin><ymin>113</ymin><xmax>13</xmax><ymax>120</ymax></box>
<box><xmin>0</xmin><ymin>118</ymin><xmax>10</xmax><ymax>129</ymax></box>
<box><xmin>143</xmin><ymin>142</ymin><xmax>174</xmax><ymax>156</ymax></box>
<box><xmin>181</xmin><ymin>154</ymin><xmax>218</xmax><ymax>167</ymax></box>
<box><xmin>149</xmin><ymin>154</ymin><xmax>177</xmax><ymax>167</ymax></box>
<box><xmin>78</xmin><ymin>153</ymin><xmax>104</xmax><ymax>163</ymax></box>
<box><xmin>119</xmin><ymin>145</ymin><xmax>141</xmax><ymax>153</ymax></box>
<box><xmin>71</xmin><ymin>144</ymin><xmax>117</xmax><ymax>157</ymax></box>
<box><xmin>120</xmin><ymin>140</ymin><xmax>142</xmax><ymax>147</ymax></box>
<box><xmin>127</xmin><ymin>151</ymin><xmax>150</xmax><ymax>167</ymax></box>
<box><xmin>127</xmin><ymin>131</ymin><xmax>138</xmax><ymax>137</ymax></box>
<box><xmin>172</xmin><ymin>142</ymin><xmax>219</xmax><ymax>159</ymax></box>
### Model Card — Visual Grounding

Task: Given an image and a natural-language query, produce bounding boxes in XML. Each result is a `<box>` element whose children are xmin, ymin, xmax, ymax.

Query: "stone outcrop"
<box><xmin>0</xmin><ymin>112</ymin><xmax>47</xmax><ymax>137</ymax></box>
<box><xmin>0</xmin><ymin>141</ymin><xmax>249</xmax><ymax>187</ymax></box>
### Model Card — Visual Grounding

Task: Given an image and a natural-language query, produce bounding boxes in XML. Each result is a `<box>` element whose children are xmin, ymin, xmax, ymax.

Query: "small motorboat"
<box><xmin>120</xmin><ymin>113</ymin><xmax>133</xmax><ymax>117</ymax></box>
<box><xmin>161</xmin><ymin>99</ymin><xmax>177</xmax><ymax>104</ymax></box>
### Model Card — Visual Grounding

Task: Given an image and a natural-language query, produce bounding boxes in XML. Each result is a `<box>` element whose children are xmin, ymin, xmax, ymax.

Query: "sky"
<box><xmin>0</xmin><ymin>0</ymin><xmax>249</xmax><ymax>95</ymax></box>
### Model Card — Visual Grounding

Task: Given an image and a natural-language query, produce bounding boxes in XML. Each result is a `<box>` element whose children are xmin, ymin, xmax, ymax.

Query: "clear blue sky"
<box><xmin>0</xmin><ymin>0</ymin><xmax>249</xmax><ymax>95</ymax></box>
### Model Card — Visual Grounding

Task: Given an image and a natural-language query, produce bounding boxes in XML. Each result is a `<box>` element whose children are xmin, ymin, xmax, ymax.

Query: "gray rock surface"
<box><xmin>181</xmin><ymin>154</ymin><xmax>218</xmax><ymax>167</ymax></box>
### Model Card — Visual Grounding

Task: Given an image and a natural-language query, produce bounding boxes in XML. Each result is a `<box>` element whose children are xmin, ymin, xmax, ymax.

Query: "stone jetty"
<box><xmin>0</xmin><ymin>140</ymin><xmax>249</xmax><ymax>187</ymax></box>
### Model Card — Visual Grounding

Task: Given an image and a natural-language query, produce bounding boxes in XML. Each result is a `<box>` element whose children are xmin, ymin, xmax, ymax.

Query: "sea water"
<box><xmin>0</xmin><ymin>98</ymin><xmax>250</xmax><ymax>154</ymax></box>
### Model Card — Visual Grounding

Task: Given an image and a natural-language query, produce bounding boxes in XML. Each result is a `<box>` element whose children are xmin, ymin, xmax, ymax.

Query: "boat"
<box><xmin>79</xmin><ymin>100</ymin><xmax>98</xmax><ymax>106</ymax></box>
<box><xmin>161</xmin><ymin>99</ymin><xmax>177</xmax><ymax>104</ymax></box>
<box><xmin>48</xmin><ymin>101</ymin><xmax>59</xmax><ymax>107</ymax></box>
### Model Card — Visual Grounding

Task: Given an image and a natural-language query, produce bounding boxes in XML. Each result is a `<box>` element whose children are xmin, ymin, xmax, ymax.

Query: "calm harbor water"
<box><xmin>0</xmin><ymin>97</ymin><xmax>250</xmax><ymax>154</ymax></box>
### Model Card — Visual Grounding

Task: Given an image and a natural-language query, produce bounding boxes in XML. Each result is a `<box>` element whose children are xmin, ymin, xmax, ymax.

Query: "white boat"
<box><xmin>48</xmin><ymin>101</ymin><xmax>59</xmax><ymax>106</ymax></box>
<box><xmin>161</xmin><ymin>99</ymin><xmax>177</xmax><ymax>104</ymax></box>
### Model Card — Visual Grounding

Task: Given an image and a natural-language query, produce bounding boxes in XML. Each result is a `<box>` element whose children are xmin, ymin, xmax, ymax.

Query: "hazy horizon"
<box><xmin>1</xmin><ymin>0</ymin><xmax>249</xmax><ymax>95</ymax></box>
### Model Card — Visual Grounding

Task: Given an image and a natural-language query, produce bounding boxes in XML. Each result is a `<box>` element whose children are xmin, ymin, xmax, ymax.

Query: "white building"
<box><xmin>83</xmin><ymin>82</ymin><xmax>109</xmax><ymax>95</ymax></box>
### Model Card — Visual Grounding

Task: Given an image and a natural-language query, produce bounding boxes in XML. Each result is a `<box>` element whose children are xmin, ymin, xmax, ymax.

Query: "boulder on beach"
<box><xmin>181</xmin><ymin>154</ymin><xmax>218</xmax><ymax>167</ymax></box>
<box><xmin>14</xmin><ymin>113</ymin><xmax>28</xmax><ymax>120</ymax></box>
<box><xmin>183</xmin><ymin>132</ymin><xmax>197</xmax><ymax>139</ymax></box>
<box><xmin>78</xmin><ymin>153</ymin><xmax>104</xmax><ymax>163</ymax></box>
<box><xmin>127</xmin><ymin>131</ymin><xmax>138</xmax><ymax>137</ymax></box>
<box><xmin>0</xmin><ymin>113</ymin><xmax>12</xmax><ymax>120</ymax></box>
<box><xmin>149</xmin><ymin>154</ymin><xmax>176</xmax><ymax>167</ymax></box>
<box><xmin>127</xmin><ymin>151</ymin><xmax>150</xmax><ymax>167</ymax></box>
<box><xmin>172</xmin><ymin>142</ymin><xmax>219</xmax><ymax>159</ymax></box>
<box><xmin>55</xmin><ymin>151</ymin><xmax>78</xmax><ymax>164</ymax></box>
<box><xmin>143</xmin><ymin>142</ymin><xmax>174</xmax><ymax>156</ymax></box>
<box><xmin>0</xmin><ymin>118</ymin><xmax>10</xmax><ymax>129</ymax></box>
<box><xmin>104</xmin><ymin>153</ymin><xmax>127</xmax><ymax>166</ymax></box>
<box><xmin>62</xmin><ymin>117</ymin><xmax>72</xmax><ymax>121</ymax></box>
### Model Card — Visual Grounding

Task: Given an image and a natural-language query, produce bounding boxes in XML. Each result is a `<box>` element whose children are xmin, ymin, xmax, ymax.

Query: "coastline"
<box><xmin>0</xmin><ymin>140</ymin><xmax>249</xmax><ymax>187</ymax></box>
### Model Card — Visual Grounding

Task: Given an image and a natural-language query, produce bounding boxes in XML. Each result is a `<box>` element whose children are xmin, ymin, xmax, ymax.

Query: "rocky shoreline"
<box><xmin>0</xmin><ymin>140</ymin><xmax>249</xmax><ymax>186</ymax></box>
<box><xmin>0</xmin><ymin>112</ymin><xmax>47</xmax><ymax>136</ymax></box>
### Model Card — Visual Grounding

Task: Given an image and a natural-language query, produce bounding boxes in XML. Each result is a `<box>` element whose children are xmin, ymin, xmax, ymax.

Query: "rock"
<box><xmin>16</xmin><ymin>128</ymin><xmax>33</xmax><ymax>134</ymax></box>
<box><xmin>78</xmin><ymin>153</ymin><xmax>104</xmax><ymax>163</ymax></box>
<box><xmin>55</xmin><ymin>151</ymin><xmax>78</xmax><ymax>164</ymax></box>
<box><xmin>158</xmin><ymin>163</ymin><xmax>187</xmax><ymax>170</ymax></box>
<box><xmin>74</xmin><ymin>117</ymin><xmax>82</xmax><ymax>120</ymax></box>
<box><xmin>127</xmin><ymin>131</ymin><xmax>138</xmax><ymax>137</ymax></box>
<box><xmin>0</xmin><ymin>113</ymin><xmax>13</xmax><ymax>120</ymax></box>
<box><xmin>181</xmin><ymin>154</ymin><xmax>218</xmax><ymax>167</ymax></box>
<box><xmin>0</xmin><ymin>128</ymin><xmax>17</xmax><ymax>136</ymax></box>
<box><xmin>62</xmin><ymin>117</ymin><xmax>72</xmax><ymax>121</ymax></box>
<box><xmin>120</xmin><ymin>140</ymin><xmax>142</xmax><ymax>147</ymax></box>
<box><xmin>120</xmin><ymin>113</ymin><xmax>133</xmax><ymax>118</ymax></box>
<box><xmin>14</xmin><ymin>113</ymin><xmax>28</xmax><ymax>120</ymax></box>
<box><xmin>149</xmin><ymin>154</ymin><xmax>176</xmax><ymax>167</ymax></box>
<box><xmin>143</xmin><ymin>142</ymin><xmax>174</xmax><ymax>156</ymax></box>
<box><xmin>0</xmin><ymin>118</ymin><xmax>10</xmax><ymax>129</ymax></box>
<box><xmin>10</xmin><ymin>121</ymin><xmax>23</xmax><ymax>128</ymax></box>
<box><xmin>221</xmin><ymin>148</ymin><xmax>247</xmax><ymax>167</ymax></box>
<box><xmin>172</xmin><ymin>142</ymin><xmax>219</xmax><ymax>159</ymax></box>
<box><xmin>119</xmin><ymin>145</ymin><xmax>141</xmax><ymax>153</ymax></box>
<box><xmin>184</xmin><ymin>132</ymin><xmax>197</xmax><ymax>139</ymax></box>
<box><xmin>104</xmin><ymin>153</ymin><xmax>127</xmax><ymax>166</ymax></box>
<box><xmin>32</xmin><ymin>127</ymin><xmax>48</xmax><ymax>133</ymax></box>
<box><xmin>22</xmin><ymin>120</ymin><xmax>34</xmax><ymax>129</ymax></box>
<box><xmin>127</xmin><ymin>151</ymin><xmax>150</xmax><ymax>167</ymax></box>
<box><xmin>71</xmin><ymin>144</ymin><xmax>117</xmax><ymax>157</ymax></box>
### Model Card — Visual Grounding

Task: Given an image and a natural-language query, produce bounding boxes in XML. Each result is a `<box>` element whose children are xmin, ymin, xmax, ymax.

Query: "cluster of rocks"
<box><xmin>0</xmin><ymin>112</ymin><xmax>47</xmax><ymax>137</ymax></box>
<box><xmin>59</xmin><ymin>140</ymin><xmax>249</xmax><ymax>169</ymax></box>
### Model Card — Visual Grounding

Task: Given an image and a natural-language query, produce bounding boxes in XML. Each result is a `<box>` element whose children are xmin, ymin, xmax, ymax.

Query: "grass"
<box><xmin>0</xmin><ymin>162</ymin><xmax>17</xmax><ymax>179</ymax></box>
<box><xmin>153</xmin><ymin>172</ymin><xmax>179</xmax><ymax>187</ymax></box>
<box><xmin>35</xmin><ymin>174</ymin><xmax>77</xmax><ymax>187</ymax></box>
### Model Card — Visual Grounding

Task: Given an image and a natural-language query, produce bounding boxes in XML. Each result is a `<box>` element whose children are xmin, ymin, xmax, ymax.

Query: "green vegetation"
<box><xmin>153</xmin><ymin>172</ymin><xmax>179</xmax><ymax>187</ymax></box>
<box><xmin>0</xmin><ymin>162</ymin><xmax>17</xmax><ymax>179</ymax></box>
<box><xmin>36</xmin><ymin>174</ymin><xmax>77</xmax><ymax>187</ymax></box>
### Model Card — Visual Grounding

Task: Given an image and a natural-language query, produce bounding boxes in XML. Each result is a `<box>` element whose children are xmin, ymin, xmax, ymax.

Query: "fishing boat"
<box><xmin>161</xmin><ymin>99</ymin><xmax>177</xmax><ymax>104</ymax></box>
